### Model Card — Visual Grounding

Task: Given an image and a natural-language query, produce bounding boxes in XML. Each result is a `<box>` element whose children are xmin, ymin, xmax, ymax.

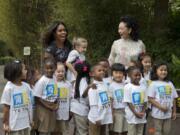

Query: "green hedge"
<box><xmin>0</xmin><ymin>56</ymin><xmax>15</xmax><ymax>65</ymax></box>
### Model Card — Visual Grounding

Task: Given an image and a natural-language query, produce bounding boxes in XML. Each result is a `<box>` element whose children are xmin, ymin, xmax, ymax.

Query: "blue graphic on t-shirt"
<box><xmin>115</xmin><ymin>89</ymin><xmax>123</xmax><ymax>101</ymax></box>
<box><xmin>46</xmin><ymin>84</ymin><xmax>54</xmax><ymax>96</ymax></box>
<box><xmin>158</xmin><ymin>86</ymin><xmax>166</xmax><ymax>98</ymax></box>
<box><xmin>13</xmin><ymin>93</ymin><xmax>23</xmax><ymax>107</ymax></box>
<box><xmin>132</xmin><ymin>92</ymin><xmax>140</xmax><ymax>105</ymax></box>
<box><xmin>99</xmin><ymin>91</ymin><xmax>109</xmax><ymax>105</ymax></box>
<box><xmin>158</xmin><ymin>86</ymin><xmax>165</xmax><ymax>94</ymax></box>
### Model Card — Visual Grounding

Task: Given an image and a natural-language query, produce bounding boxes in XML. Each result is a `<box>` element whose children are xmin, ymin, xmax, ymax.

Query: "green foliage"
<box><xmin>0</xmin><ymin>0</ymin><xmax>180</xmax><ymax>87</ymax></box>
<box><xmin>0</xmin><ymin>56</ymin><xmax>15</xmax><ymax>65</ymax></box>
<box><xmin>171</xmin><ymin>54</ymin><xmax>180</xmax><ymax>87</ymax></box>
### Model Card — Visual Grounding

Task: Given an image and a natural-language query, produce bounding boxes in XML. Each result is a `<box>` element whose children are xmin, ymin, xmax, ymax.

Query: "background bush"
<box><xmin>0</xmin><ymin>0</ymin><xmax>179</xmax><ymax>87</ymax></box>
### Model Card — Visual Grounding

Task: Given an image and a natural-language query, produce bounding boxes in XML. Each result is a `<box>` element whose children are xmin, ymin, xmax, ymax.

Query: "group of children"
<box><xmin>1</xmin><ymin>37</ymin><xmax>178</xmax><ymax>135</ymax></box>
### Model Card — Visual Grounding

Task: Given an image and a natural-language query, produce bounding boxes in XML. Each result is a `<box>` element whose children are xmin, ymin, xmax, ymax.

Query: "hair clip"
<box><xmin>83</xmin><ymin>66</ymin><xmax>88</xmax><ymax>72</ymax></box>
<box><xmin>14</xmin><ymin>60</ymin><xmax>21</xmax><ymax>63</ymax></box>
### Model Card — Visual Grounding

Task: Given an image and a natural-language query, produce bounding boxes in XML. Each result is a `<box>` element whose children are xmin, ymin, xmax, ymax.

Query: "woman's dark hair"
<box><xmin>42</xmin><ymin>20</ymin><xmax>72</xmax><ymax>50</ymax></box>
<box><xmin>74</xmin><ymin>61</ymin><xmax>91</xmax><ymax>98</ymax></box>
<box><xmin>120</xmin><ymin>16</ymin><xmax>139</xmax><ymax>41</ymax></box>
<box><xmin>111</xmin><ymin>63</ymin><xmax>126</xmax><ymax>75</ymax></box>
<box><xmin>4</xmin><ymin>60</ymin><xmax>23</xmax><ymax>82</ymax></box>
<box><xmin>138</xmin><ymin>53</ymin><xmax>152</xmax><ymax>77</ymax></box>
<box><xmin>150</xmin><ymin>61</ymin><xmax>169</xmax><ymax>81</ymax></box>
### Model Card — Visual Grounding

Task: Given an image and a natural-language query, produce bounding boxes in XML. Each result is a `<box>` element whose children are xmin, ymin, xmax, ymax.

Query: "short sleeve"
<box><xmin>79</xmin><ymin>78</ymin><xmax>88</xmax><ymax>97</ymax></box>
<box><xmin>66</xmin><ymin>50</ymin><xmax>79</xmax><ymax>63</ymax></box>
<box><xmin>123</xmin><ymin>84</ymin><xmax>131</xmax><ymax>103</ymax></box>
<box><xmin>108</xmin><ymin>84</ymin><xmax>113</xmax><ymax>98</ymax></box>
<box><xmin>33</xmin><ymin>77</ymin><xmax>44</xmax><ymax>98</ymax></box>
<box><xmin>67</xmin><ymin>81</ymin><xmax>73</xmax><ymax>98</ymax></box>
<box><xmin>108</xmin><ymin>42</ymin><xmax>116</xmax><ymax>66</ymax></box>
<box><xmin>1</xmin><ymin>83</ymin><xmax>11</xmax><ymax>105</ymax></box>
<box><xmin>147</xmin><ymin>83</ymin><xmax>156</xmax><ymax>98</ymax></box>
<box><xmin>169</xmin><ymin>82</ymin><xmax>178</xmax><ymax>99</ymax></box>
<box><xmin>144</xmin><ymin>89</ymin><xmax>148</xmax><ymax>102</ymax></box>
<box><xmin>88</xmin><ymin>89</ymin><xmax>98</xmax><ymax>106</ymax></box>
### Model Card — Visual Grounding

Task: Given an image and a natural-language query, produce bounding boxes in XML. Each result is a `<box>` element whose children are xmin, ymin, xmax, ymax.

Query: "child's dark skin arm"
<box><xmin>3</xmin><ymin>104</ymin><xmax>10</xmax><ymax>132</ymax></box>
<box><xmin>82</xmin><ymin>83</ymin><xmax>97</xmax><ymax>98</ymax></box>
<box><xmin>35</xmin><ymin>97</ymin><xmax>58</xmax><ymax>111</ymax></box>
<box><xmin>172</xmin><ymin>99</ymin><xmax>177</xmax><ymax>120</ymax></box>
<box><xmin>148</xmin><ymin>97</ymin><xmax>168</xmax><ymax>112</ymax></box>
<box><xmin>128</xmin><ymin>103</ymin><xmax>145</xmax><ymax>119</ymax></box>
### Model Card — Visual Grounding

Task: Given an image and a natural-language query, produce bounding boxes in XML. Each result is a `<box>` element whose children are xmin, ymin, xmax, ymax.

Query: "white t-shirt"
<box><xmin>70</xmin><ymin>78</ymin><xmax>89</xmax><ymax>116</ymax></box>
<box><xmin>125</xmin><ymin>76</ymin><xmax>148</xmax><ymax>88</ymax></box>
<box><xmin>124</xmin><ymin>83</ymin><xmax>147</xmax><ymax>124</ymax></box>
<box><xmin>56</xmin><ymin>80</ymin><xmax>72</xmax><ymax>120</ymax></box>
<box><xmin>1</xmin><ymin>81</ymin><xmax>32</xmax><ymax>131</ymax></box>
<box><xmin>33</xmin><ymin>75</ymin><xmax>58</xmax><ymax>102</ymax></box>
<box><xmin>88</xmin><ymin>80</ymin><xmax>113</xmax><ymax>125</ymax></box>
<box><xmin>109</xmin><ymin>81</ymin><xmax>126</xmax><ymax>109</ymax></box>
<box><xmin>148</xmin><ymin>81</ymin><xmax>178</xmax><ymax>119</ymax></box>
<box><xmin>66</xmin><ymin>50</ymin><xmax>86</xmax><ymax>82</ymax></box>
<box><xmin>144</xmin><ymin>71</ymin><xmax>150</xmax><ymax>81</ymax></box>
<box><xmin>103</xmin><ymin>77</ymin><xmax>112</xmax><ymax>87</ymax></box>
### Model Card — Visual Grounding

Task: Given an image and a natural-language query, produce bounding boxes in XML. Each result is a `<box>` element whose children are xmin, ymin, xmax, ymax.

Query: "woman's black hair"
<box><xmin>138</xmin><ymin>53</ymin><xmax>152</xmax><ymax>77</ymax></box>
<box><xmin>120</xmin><ymin>16</ymin><xmax>139</xmax><ymax>41</ymax></box>
<box><xmin>74</xmin><ymin>61</ymin><xmax>91</xmax><ymax>98</ymax></box>
<box><xmin>150</xmin><ymin>61</ymin><xmax>169</xmax><ymax>81</ymax></box>
<box><xmin>111</xmin><ymin>63</ymin><xmax>126</xmax><ymax>75</ymax></box>
<box><xmin>42</xmin><ymin>20</ymin><xmax>72</xmax><ymax>50</ymax></box>
<box><xmin>4</xmin><ymin>60</ymin><xmax>23</xmax><ymax>82</ymax></box>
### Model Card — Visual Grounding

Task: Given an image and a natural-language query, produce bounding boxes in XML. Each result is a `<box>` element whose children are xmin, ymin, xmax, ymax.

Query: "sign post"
<box><xmin>23</xmin><ymin>47</ymin><xmax>31</xmax><ymax>66</ymax></box>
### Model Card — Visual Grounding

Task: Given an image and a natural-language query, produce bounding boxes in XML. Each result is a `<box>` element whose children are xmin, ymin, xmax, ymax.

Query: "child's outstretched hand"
<box><xmin>3</xmin><ymin>123</ymin><xmax>10</xmax><ymax>132</ymax></box>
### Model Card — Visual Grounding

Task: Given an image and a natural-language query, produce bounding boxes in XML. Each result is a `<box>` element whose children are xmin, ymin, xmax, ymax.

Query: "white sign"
<box><xmin>23</xmin><ymin>47</ymin><xmax>31</xmax><ymax>56</ymax></box>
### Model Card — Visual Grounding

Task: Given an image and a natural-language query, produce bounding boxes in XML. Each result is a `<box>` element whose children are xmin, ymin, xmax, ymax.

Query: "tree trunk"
<box><xmin>153</xmin><ymin>0</ymin><xmax>169</xmax><ymax>37</ymax></box>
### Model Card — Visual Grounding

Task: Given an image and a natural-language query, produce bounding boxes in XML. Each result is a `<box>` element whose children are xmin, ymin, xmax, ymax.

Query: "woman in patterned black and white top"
<box><xmin>43</xmin><ymin>21</ymin><xmax>72</xmax><ymax>63</ymax></box>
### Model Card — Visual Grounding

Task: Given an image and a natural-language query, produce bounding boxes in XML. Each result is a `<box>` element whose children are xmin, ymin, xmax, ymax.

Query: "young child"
<box><xmin>123</xmin><ymin>66</ymin><xmax>147</xmax><ymax>135</ymax></box>
<box><xmin>66</xmin><ymin>37</ymin><xmax>88</xmax><ymax>83</ymax></box>
<box><xmin>1</xmin><ymin>60</ymin><xmax>32</xmax><ymax>135</ymax></box>
<box><xmin>138</xmin><ymin>53</ymin><xmax>152</xmax><ymax>83</ymax></box>
<box><xmin>98</xmin><ymin>58</ymin><xmax>112</xmax><ymax>86</ymax></box>
<box><xmin>70</xmin><ymin>61</ymin><xmax>91</xmax><ymax>135</ymax></box>
<box><xmin>125</xmin><ymin>65</ymin><xmax>147</xmax><ymax>88</ymax></box>
<box><xmin>26</xmin><ymin>67</ymin><xmax>41</xmax><ymax>135</ymax></box>
<box><xmin>147</xmin><ymin>61</ymin><xmax>178</xmax><ymax>135</ymax></box>
<box><xmin>53</xmin><ymin>62</ymin><xmax>72</xmax><ymax>135</ymax></box>
<box><xmin>33</xmin><ymin>58</ymin><xmax>58</xmax><ymax>135</ymax></box>
<box><xmin>88</xmin><ymin>64</ymin><xmax>113</xmax><ymax>135</ymax></box>
<box><xmin>109</xmin><ymin>63</ymin><xmax>127</xmax><ymax>135</ymax></box>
